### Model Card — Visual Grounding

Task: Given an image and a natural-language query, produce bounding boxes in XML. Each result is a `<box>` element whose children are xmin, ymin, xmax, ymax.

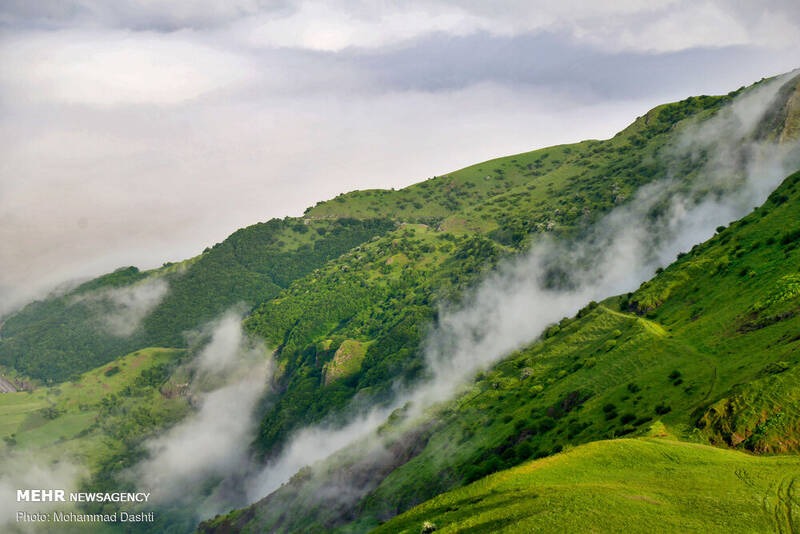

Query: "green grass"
<box><xmin>4</xmin><ymin>73</ymin><xmax>799</xmax><ymax>533</ymax></box>
<box><xmin>0</xmin><ymin>392</ymin><xmax>48</xmax><ymax>437</ymax></box>
<box><xmin>210</xmin><ymin>168</ymin><xmax>800</xmax><ymax>533</ymax></box>
<box><xmin>374</xmin><ymin>437</ymin><xmax>800</xmax><ymax>533</ymax></box>
<box><xmin>323</xmin><ymin>340</ymin><xmax>371</xmax><ymax>385</ymax></box>
<box><xmin>0</xmin><ymin>347</ymin><xmax>186</xmax><ymax>469</ymax></box>
<box><xmin>347</xmin><ymin>170</ymin><xmax>800</xmax><ymax>529</ymax></box>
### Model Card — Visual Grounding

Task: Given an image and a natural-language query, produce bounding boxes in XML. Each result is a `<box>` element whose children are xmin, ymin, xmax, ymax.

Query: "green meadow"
<box><xmin>375</xmin><ymin>436</ymin><xmax>800</xmax><ymax>533</ymax></box>
<box><xmin>0</xmin><ymin>347</ymin><xmax>187</xmax><ymax>471</ymax></box>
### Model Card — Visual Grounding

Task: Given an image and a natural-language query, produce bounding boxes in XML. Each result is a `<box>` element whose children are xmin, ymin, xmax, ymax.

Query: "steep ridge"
<box><xmin>198</xmin><ymin>83</ymin><xmax>800</xmax><ymax>531</ymax></box>
<box><xmin>203</xmin><ymin>168</ymin><xmax>800</xmax><ymax>534</ymax></box>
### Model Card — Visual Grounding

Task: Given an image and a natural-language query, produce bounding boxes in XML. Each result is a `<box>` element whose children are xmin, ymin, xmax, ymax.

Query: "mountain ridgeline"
<box><xmin>0</xmin><ymin>218</ymin><xmax>395</xmax><ymax>381</ymax></box>
<box><xmin>1</xmin><ymin>71</ymin><xmax>799</xmax><ymax>533</ymax></box>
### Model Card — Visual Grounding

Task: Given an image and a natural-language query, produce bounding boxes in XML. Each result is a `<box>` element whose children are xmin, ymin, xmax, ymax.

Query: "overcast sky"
<box><xmin>1</xmin><ymin>1</ymin><xmax>799</xmax><ymax>315</ymax></box>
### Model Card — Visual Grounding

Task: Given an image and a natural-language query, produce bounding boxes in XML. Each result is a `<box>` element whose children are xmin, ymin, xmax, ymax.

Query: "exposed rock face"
<box><xmin>753</xmin><ymin>71</ymin><xmax>800</xmax><ymax>143</ymax></box>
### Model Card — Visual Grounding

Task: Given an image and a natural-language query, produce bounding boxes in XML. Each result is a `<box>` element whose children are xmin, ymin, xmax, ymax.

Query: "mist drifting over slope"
<box><xmin>418</xmin><ymin>73</ymin><xmax>800</xmax><ymax>405</ymax></box>
<box><xmin>131</xmin><ymin>312</ymin><xmax>272</xmax><ymax>520</ymax></box>
<box><xmin>71</xmin><ymin>277</ymin><xmax>169</xmax><ymax>337</ymax></box>
<box><xmin>0</xmin><ymin>453</ymin><xmax>84</xmax><ymax>533</ymax></box>
<box><xmin>240</xmin><ymin>73</ymin><xmax>800</xmax><ymax>511</ymax></box>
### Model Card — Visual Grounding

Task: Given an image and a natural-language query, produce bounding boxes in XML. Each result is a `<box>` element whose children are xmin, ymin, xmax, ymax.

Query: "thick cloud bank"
<box><xmin>2</xmin><ymin>2</ymin><xmax>798</xmax><ymax>318</ymax></box>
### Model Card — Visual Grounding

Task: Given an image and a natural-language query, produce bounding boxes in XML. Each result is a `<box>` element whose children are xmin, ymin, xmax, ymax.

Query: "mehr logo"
<box><xmin>17</xmin><ymin>489</ymin><xmax>65</xmax><ymax>502</ymax></box>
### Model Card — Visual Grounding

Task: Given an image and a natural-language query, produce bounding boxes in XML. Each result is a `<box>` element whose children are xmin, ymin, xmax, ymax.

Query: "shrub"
<box><xmin>620</xmin><ymin>413</ymin><xmax>637</xmax><ymax>424</ymax></box>
<box><xmin>780</xmin><ymin>229</ymin><xmax>800</xmax><ymax>245</ymax></box>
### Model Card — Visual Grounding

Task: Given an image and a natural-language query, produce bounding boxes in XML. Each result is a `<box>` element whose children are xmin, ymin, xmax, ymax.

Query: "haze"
<box><xmin>2</xmin><ymin>1</ymin><xmax>799</xmax><ymax>315</ymax></box>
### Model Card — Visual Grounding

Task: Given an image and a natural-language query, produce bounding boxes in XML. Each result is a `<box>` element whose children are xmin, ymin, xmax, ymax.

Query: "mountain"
<box><xmin>201</xmin><ymin>166</ymin><xmax>800</xmax><ymax>532</ymax></box>
<box><xmin>1</xmin><ymin>71</ymin><xmax>799</xmax><ymax>533</ymax></box>
<box><xmin>0</xmin><ymin>218</ymin><xmax>394</xmax><ymax>381</ymax></box>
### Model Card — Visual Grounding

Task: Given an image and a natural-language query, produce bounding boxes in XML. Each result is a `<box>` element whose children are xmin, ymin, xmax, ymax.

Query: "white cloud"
<box><xmin>587</xmin><ymin>2</ymin><xmax>751</xmax><ymax>52</ymax></box>
<box><xmin>1</xmin><ymin>1</ymin><xmax>797</xmax><ymax>319</ymax></box>
<box><xmin>0</xmin><ymin>30</ymin><xmax>255</xmax><ymax>107</ymax></box>
<box><xmin>0</xmin><ymin>0</ymin><xmax>290</xmax><ymax>30</ymax></box>
<box><xmin>3</xmin><ymin>1</ymin><xmax>799</xmax><ymax>54</ymax></box>
<box><xmin>133</xmin><ymin>312</ymin><xmax>272</xmax><ymax>516</ymax></box>
<box><xmin>230</xmin><ymin>0</ymin><xmax>800</xmax><ymax>53</ymax></box>
<box><xmin>72</xmin><ymin>277</ymin><xmax>169</xmax><ymax>337</ymax></box>
<box><xmin>234</xmin><ymin>2</ymin><xmax>490</xmax><ymax>52</ymax></box>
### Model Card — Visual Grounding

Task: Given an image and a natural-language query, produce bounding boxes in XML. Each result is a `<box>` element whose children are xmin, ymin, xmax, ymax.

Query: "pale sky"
<box><xmin>1</xmin><ymin>1</ymin><xmax>799</xmax><ymax>315</ymax></box>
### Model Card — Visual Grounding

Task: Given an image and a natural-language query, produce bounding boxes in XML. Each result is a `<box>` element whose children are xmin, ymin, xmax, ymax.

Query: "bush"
<box><xmin>780</xmin><ymin>229</ymin><xmax>800</xmax><ymax>245</ymax></box>
<box><xmin>619</xmin><ymin>413</ymin><xmax>637</xmax><ymax>424</ymax></box>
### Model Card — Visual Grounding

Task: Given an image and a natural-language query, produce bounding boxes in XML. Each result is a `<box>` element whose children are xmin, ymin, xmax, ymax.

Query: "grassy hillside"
<box><xmin>1</xmin><ymin>72</ymin><xmax>798</xmax><ymax>534</ymax></box>
<box><xmin>0</xmin><ymin>82</ymin><xmax>750</xmax><ymax>386</ymax></box>
<box><xmin>0</xmin><ymin>218</ymin><xmax>394</xmax><ymax>381</ymax></box>
<box><xmin>374</xmin><ymin>437</ymin><xmax>800</xmax><ymax>533</ymax></box>
<box><xmin>0</xmin><ymin>347</ymin><xmax>187</xmax><ymax>471</ymax></box>
<box><xmin>244</xmin><ymin>86</ymin><xmax>770</xmax><ymax>457</ymax></box>
<box><xmin>352</xmin><ymin>168</ymin><xmax>800</xmax><ymax>528</ymax></box>
<box><xmin>202</xmin><ymin>167</ymin><xmax>800</xmax><ymax>532</ymax></box>
<box><xmin>304</xmin><ymin>93</ymin><xmax>736</xmax><ymax>238</ymax></box>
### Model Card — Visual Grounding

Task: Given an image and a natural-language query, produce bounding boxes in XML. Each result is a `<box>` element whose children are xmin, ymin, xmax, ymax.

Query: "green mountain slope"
<box><xmin>0</xmin><ymin>345</ymin><xmax>188</xmax><ymax>479</ymax></box>
<box><xmin>201</xmin><ymin>165</ymin><xmax>800</xmax><ymax>533</ymax></box>
<box><xmin>358</xmin><ymin>169</ymin><xmax>800</xmax><ymax>524</ymax></box>
<box><xmin>0</xmin><ymin>79</ymin><xmax>755</xmax><ymax>444</ymax></box>
<box><xmin>1</xmin><ymin>72</ymin><xmax>799</xmax><ymax>534</ymax></box>
<box><xmin>0</xmin><ymin>218</ymin><xmax>394</xmax><ymax>381</ymax></box>
<box><xmin>374</xmin><ymin>437</ymin><xmax>800</xmax><ymax>534</ymax></box>
<box><xmin>244</xmin><ymin>83</ymin><xmax>787</xmax><ymax>458</ymax></box>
